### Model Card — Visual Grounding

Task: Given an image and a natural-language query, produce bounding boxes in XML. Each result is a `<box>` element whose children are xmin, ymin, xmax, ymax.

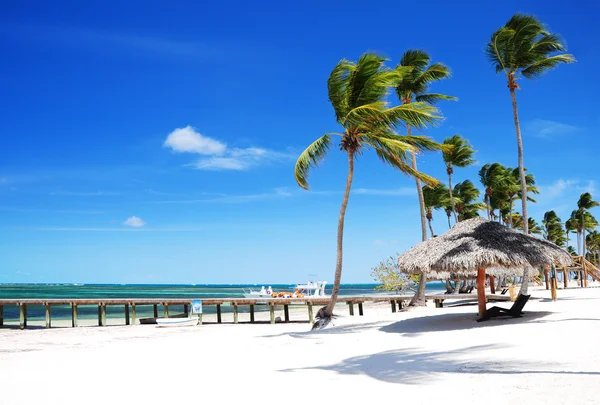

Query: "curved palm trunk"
<box><xmin>446</xmin><ymin>214</ymin><xmax>451</xmax><ymax>229</ymax></box>
<box><xmin>323</xmin><ymin>150</ymin><xmax>355</xmax><ymax>317</ymax></box>
<box><xmin>447</xmin><ymin>171</ymin><xmax>458</xmax><ymax>223</ymax></box>
<box><xmin>582</xmin><ymin>208</ymin><xmax>587</xmax><ymax>262</ymax></box>
<box><xmin>510</xmin><ymin>88</ymin><xmax>529</xmax><ymax>295</ymax></box>
<box><xmin>427</xmin><ymin>216</ymin><xmax>435</xmax><ymax>238</ymax></box>
<box><xmin>407</xmin><ymin>124</ymin><xmax>428</xmax><ymax>242</ymax></box>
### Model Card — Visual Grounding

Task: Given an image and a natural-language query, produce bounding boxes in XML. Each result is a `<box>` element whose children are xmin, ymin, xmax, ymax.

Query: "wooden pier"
<box><xmin>0</xmin><ymin>293</ymin><xmax>511</xmax><ymax>330</ymax></box>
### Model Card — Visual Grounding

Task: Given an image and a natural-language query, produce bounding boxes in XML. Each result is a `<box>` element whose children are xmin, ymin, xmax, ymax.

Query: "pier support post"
<box><xmin>71</xmin><ymin>304</ymin><xmax>78</xmax><ymax>327</ymax></box>
<box><xmin>183</xmin><ymin>304</ymin><xmax>189</xmax><ymax>317</ymax></box>
<box><xmin>347</xmin><ymin>302</ymin><xmax>354</xmax><ymax>316</ymax></box>
<box><xmin>249</xmin><ymin>304</ymin><xmax>255</xmax><ymax>323</ymax></box>
<box><xmin>269</xmin><ymin>303</ymin><xmax>275</xmax><ymax>325</ymax></box>
<box><xmin>284</xmin><ymin>305</ymin><xmax>289</xmax><ymax>322</ymax></box>
<box><xmin>124</xmin><ymin>304</ymin><xmax>130</xmax><ymax>325</ymax></box>
<box><xmin>0</xmin><ymin>304</ymin><xmax>3</xmax><ymax>327</ymax></box>
<box><xmin>358</xmin><ymin>302</ymin><xmax>363</xmax><ymax>316</ymax></box>
<box><xmin>163</xmin><ymin>304</ymin><xmax>169</xmax><ymax>318</ymax></box>
<box><xmin>307</xmin><ymin>302</ymin><xmax>313</xmax><ymax>324</ymax></box>
<box><xmin>98</xmin><ymin>304</ymin><xmax>107</xmax><ymax>326</ymax></box>
<box><xmin>131</xmin><ymin>304</ymin><xmax>136</xmax><ymax>325</ymax></box>
<box><xmin>391</xmin><ymin>300</ymin><xmax>396</xmax><ymax>313</ymax></box>
<box><xmin>233</xmin><ymin>305</ymin><xmax>238</xmax><ymax>324</ymax></box>
<box><xmin>19</xmin><ymin>304</ymin><xmax>27</xmax><ymax>330</ymax></box>
<box><xmin>45</xmin><ymin>304</ymin><xmax>51</xmax><ymax>328</ymax></box>
<box><xmin>216</xmin><ymin>304</ymin><xmax>222</xmax><ymax>323</ymax></box>
<box><xmin>153</xmin><ymin>304</ymin><xmax>158</xmax><ymax>318</ymax></box>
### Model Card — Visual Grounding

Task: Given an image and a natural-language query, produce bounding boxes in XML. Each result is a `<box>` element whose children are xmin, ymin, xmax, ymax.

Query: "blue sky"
<box><xmin>1</xmin><ymin>1</ymin><xmax>598</xmax><ymax>284</ymax></box>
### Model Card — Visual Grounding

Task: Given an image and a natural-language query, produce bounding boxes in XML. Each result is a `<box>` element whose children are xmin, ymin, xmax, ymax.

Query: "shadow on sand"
<box><xmin>280</xmin><ymin>344</ymin><xmax>600</xmax><ymax>384</ymax></box>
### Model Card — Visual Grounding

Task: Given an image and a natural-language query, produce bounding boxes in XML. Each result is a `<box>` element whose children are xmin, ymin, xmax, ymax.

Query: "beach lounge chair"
<box><xmin>476</xmin><ymin>294</ymin><xmax>530</xmax><ymax>322</ymax></box>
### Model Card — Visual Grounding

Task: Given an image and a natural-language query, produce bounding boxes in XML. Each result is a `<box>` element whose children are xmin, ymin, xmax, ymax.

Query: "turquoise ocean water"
<box><xmin>0</xmin><ymin>283</ymin><xmax>445</xmax><ymax>323</ymax></box>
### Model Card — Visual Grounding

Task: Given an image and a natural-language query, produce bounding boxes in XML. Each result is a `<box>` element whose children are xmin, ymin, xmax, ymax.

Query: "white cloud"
<box><xmin>123</xmin><ymin>216</ymin><xmax>146</xmax><ymax>227</ymax></box>
<box><xmin>542</xmin><ymin>179</ymin><xmax>578</xmax><ymax>199</ymax></box>
<box><xmin>49</xmin><ymin>191</ymin><xmax>118</xmax><ymax>197</ymax></box>
<box><xmin>153</xmin><ymin>188</ymin><xmax>293</xmax><ymax>204</ymax></box>
<box><xmin>354</xmin><ymin>187</ymin><xmax>415</xmax><ymax>196</ymax></box>
<box><xmin>164</xmin><ymin>126</ymin><xmax>293</xmax><ymax>171</ymax></box>
<box><xmin>164</xmin><ymin>126</ymin><xmax>227</xmax><ymax>155</ymax></box>
<box><xmin>526</xmin><ymin>119</ymin><xmax>581</xmax><ymax>140</ymax></box>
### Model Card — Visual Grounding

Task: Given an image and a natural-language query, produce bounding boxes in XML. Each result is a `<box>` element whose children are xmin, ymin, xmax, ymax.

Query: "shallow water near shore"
<box><xmin>0</xmin><ymin>283</ymin><xmax>446</xmax><ymax>322</ymax></box>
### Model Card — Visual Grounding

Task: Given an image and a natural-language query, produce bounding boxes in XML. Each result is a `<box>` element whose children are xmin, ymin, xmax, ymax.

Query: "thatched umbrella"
<box><xmin>397</xmin><ymin>217</ymin><xmax>572</xmax><ymax>316</ymax></box>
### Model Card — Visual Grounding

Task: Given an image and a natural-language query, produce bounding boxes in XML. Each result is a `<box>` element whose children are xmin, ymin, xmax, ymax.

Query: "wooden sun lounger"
<box><xmin>476</xmin><ymin>294</ymin><xmax>530</xmax><ymax>322</ymax></box>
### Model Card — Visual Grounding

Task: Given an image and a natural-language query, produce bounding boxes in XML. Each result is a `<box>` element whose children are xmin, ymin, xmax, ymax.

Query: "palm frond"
<box><xmin>521</xmin><ymin>54</ymin><xmax>575</xmax><ymax>78</ymax></box>
<box><xmin>373</xmin><ymin>148</ymin><xmax>438</xmax><ymax>186</ymax></box>
<box><xmin>294</xmin><ymin>134</ymin><xmax>332</xmax><ymax>190</ymax></box>
<box><xmin>414</xmin><ymin>63</ymin><xmax>453</xmax><ymax>88</ymax></box>
<box><xmin>327</xmin><ymin>60</ymin><xmax>355</xmax><ymax>123</ymax></box>
<box><xmin>399</xmin><ymin>50</ymin><xmax>430</xmax><ymax>72</ymax></box>
<box><xmin>383</xmin><ymin>102</ymin><xmax>441</xmax><ymax>129</ymax></box>
<box><xmin>415</xmin><ymin>93</ymin><xmax>457</xmax><ymax>105</ymax></box>
<box><xmin>348</xmin><ymin>53</ymin><xmax>391</xmax><ymax>109</ymax></box>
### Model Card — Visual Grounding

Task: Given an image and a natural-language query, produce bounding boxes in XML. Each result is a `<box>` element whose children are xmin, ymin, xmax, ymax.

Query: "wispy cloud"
<box><xmin>354</xmin><ymin>187</ymin><xmax>415</xmax><ymax>196</ymax></box>
<box><xmin>0</xmin><ymin>206</ymin><xmax>105</xmax><ymax>215</ymax></box>
<box><xmin>124</xmin><ymin>216</ymin><xmax>146</xmax><ymax>227</ymax></box>
<box><xmin>7</xmin><ymin>25</ymin><xmax>249</xmax><ymax>60</ymax></box>
<box><xmin>540</xmin><ymin>179</ymin><xmax>597</xmax><ymax>201</ymax></box>
<box><xmin>526</xmin><ymin>119</ymin><xmax>581</xmax><ymax>140</ymax></box>
<box><xmin>164</xmin><ymin>126</ymin><xmax>293</xmax><ymax>171</ymax></box>
<box><xmin>49</xmin><ymin>191</ymin><xmax>119</xmax><ymax>197</ymax></box>
<box><xmin>153</xmin><ymin>187</ymin><xmax>293</xmax><ymax>204</ymax></box>
<box><xmin>2</xmin><ymin>227</ymin><xmax>205</xmax><ymax>232</ymax></box>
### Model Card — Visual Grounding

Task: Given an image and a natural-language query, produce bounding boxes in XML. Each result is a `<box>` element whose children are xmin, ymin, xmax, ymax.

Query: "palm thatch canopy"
<box><xmin>398</xmin><ymin>217</ymin><xmax>572</xmax><ymax>279</ymax></box>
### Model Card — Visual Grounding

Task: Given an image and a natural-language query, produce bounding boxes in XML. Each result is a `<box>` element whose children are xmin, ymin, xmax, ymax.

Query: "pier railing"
<box><xmin>0</xmin><ymin>293</ymin><xmax>511</xmax><ymax>330</ymax></box>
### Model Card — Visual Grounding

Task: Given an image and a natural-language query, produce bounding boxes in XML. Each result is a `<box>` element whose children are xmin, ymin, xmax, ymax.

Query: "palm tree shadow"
<box><xmin>280</xmin><ymin>344</ymin><xmax>599</xmax><ymax>384</ymax></box>
<box><xmin>262</xmin><ymin>320</ymin><xmax>390</xmax><ymax>339</ymax></box>
<box><xmin>379</xmin><ymin>311</ymin><xmax>554</xmax><ymax>337</ymax></box>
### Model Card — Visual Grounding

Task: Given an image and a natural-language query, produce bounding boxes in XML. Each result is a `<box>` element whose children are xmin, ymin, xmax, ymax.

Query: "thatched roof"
<box><xmin>397</xmin><ymin>217</ymin><xmax>573</xmax><ymax>279</ymax></box>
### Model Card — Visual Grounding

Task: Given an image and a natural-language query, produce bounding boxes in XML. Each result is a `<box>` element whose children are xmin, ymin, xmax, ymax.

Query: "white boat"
<box><xmin>242</xmin><ymin>281</ymin><xmax>328</xmax><ymax>299</ymax></box>
<box><xmin>155</xmin><ymin>317</ymin><xmax>198</xmax><ymax>327</ymax></box>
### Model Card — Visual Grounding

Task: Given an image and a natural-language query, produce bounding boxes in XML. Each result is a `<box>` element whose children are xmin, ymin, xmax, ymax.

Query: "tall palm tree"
<box><xmin>486</xmin><ymin>13</ymin><xmax>574</xmax><ymax>243</ymax></box>
<box><xmin>502</xmin><ymin>167</ymin><xmax>539</xmax><ymax>227</ymax></box>
<box><xmin>569</xmin><ymin>210</ymin><xmax>598</xmax><ymax>256</ymax></box>
<box><xmin>565</xmin><ymin>216</ymin><xmax>578</xmax><ymax>254</ymax></box>
<box><xmin>586</xmin><ymin>231</ymin><xmax>600</xmax><ymax>265</ymax></box>
<box><xmin>442</xmin><ymin>135</ymin><xmax>476</xmax><ymax>223</ymax></box>
<box><xmin>295</xmin><ymin>53</ymin><xmax>443</xmax><ymax>325</ymax></box>
<box><xmin>577</xmin><ymin>192</ymin><xmax>599</xmax><ymax>259</ymax></box>
<box><xmin>422</xmin><ymin>184</ymin><xmax>448</xmax><ymax>238</ymax></box>
<box><xmin>395</xmin><ymin>50</ymin><xmax>456</xmax><ymax>241</ymax></box>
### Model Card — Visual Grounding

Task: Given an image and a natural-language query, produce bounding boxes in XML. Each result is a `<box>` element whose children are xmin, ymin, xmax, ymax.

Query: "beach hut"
<box><xmin>397</xmin><ymin>217</ymin><xmax>572</xmax><ymax>317</ymax></box>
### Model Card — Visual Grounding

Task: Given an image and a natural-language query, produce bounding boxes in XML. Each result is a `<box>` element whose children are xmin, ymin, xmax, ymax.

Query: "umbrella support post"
<box><xmin>477</xmin><ymin>267</ymin><xmax>487</xmax><ymax>317</ymax></box>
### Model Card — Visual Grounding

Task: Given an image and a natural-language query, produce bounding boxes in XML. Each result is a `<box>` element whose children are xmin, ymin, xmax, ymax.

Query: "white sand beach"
<box><xmin>1</xmin><ymin>287</ymin><xmax>599</xmax><ymax>405</ymax></box>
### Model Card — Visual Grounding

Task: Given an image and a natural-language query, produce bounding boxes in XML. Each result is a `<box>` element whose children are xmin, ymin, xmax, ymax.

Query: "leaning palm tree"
<box><xmin>395</xmin><ymin>50</ymin><xmax>456</xmax><ymax>241</ymax></box>
<box><xmin>487</xmin><ymin>14</ymin><xmax>574</xmax><ymax>295</ymax></box>
<box><xmin>577</xmin><ymin>192</ymin><xmax>599</xmax><ymax>260</ymax></box>
<box><xmin>442</xmin><ymin>135</ymin><xmax>476</xmax><ymax>223</ymax></box>
<box><xmin>422</xmin><ymin>184</ymin><xmax>448</xmax><ymax>238</ymax></box>
<box><xmin>453</xmin><ymin>180</ymin><xmax>484</xmax><ymax>221</ymax></box>
<box><xmin>295</xmin><ymin>52</ymin><xmax>443</xmax><ymax>326</ymax></box>
<box><xmin>486</xmin><ymin>13</ymin><xmax>574</xmax><ymax>241</ymax></box>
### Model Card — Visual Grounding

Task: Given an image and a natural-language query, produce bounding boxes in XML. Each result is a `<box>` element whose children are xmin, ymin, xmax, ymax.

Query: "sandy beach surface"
<box><xmin>1</xmin><ymin>286</ymin><xmax>599</xmax><ymax>405</ymax></box>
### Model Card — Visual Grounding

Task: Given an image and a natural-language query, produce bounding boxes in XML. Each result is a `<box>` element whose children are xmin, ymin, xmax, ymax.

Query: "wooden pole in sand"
<box><xmin>476</xmin><ymin>267</ymin><xmax>487</xmax><ymax>317</ymax></box>
<box><xmin>358</xmin><ymin>302</ymin><xmax>363</xmax><ymax>316</ymax></box>
<box><xmin>307</xmin><ymin>302</ymin><xmax>313</xmax><ymax>324</ymax></box>
<box><xmin>216</xmin><ymin>304</ymin><xmax>222</xmax><ymax>323</ymax></box>
<box><xmin>153</xmin><ymin>304</ymin><xmax>158</xmax><ymax>318</ymax></box>
<box><xmin>551</xmin><ymin>277</ymin><xmax>557</xmax><ymax>301</ymax></box>
<box><xmin>45</xmin><ymin>304</ymin><xmax>51</xmax><ymax>329</ymax></box>
<box><xmin>131</xmin><ymin>304</ymin><xmax>136</xmax><ymax>325</ymax></box>
<box><xmin>269</xmin><ymin>303</ymin><xmax>275</xmax><ymax>324</ymax></box>
<box><xmin>20</xmin><ymin>304</ymin><xmax>27</xmax><ymax>330</ymax></box>
<box><xmin>284</xmin><ymin>304</ymin><xmax>290</xmax><ymax>322</ymax></box>
<box><xmin>249</xmin><ymin>304</ymin><xmax>255</xmax><ymax>323</ymax></box>
<box><xmin>544</xmin><ymin>268</ymin><xmax>549</xmax><ymax>290</ymax></box>
<box><xmin>71</xmin><ymin>304</ymin><xmax>78</xmax><ymax>327</ymax></box>
<box><xmin>564</xmin><ymin>268</ymin><xmax>569</xmax><ymax>288</ymax></box>
<box><xmin>0</xmin><ymin>304</ymin><xmax>4</xmax><ymax>326</ymax></box>
<box><xmin>489</xmin><ymin>275</ymin><xmax>496</xmax><ymax>294</ymax></box>
<box><xmin>163</xmin><ymin>304</ymin><xmax>169</xmax><ymax>318</ymax></box>
<box><xmin>233</xmin><ymin>304</ymin><xmax>238</xmax><ymax>324</ymax></box>
<box><xmin>124</xmin><ymin>304</ymin><xmax>130</xmax><ymax>326</ymax></box>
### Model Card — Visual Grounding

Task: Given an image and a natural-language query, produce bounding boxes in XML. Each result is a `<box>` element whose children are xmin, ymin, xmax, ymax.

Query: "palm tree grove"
<box><xmin>295</xmin><ymin>13</ymin><xmax>587</xmax><ymax>326</ymax></box>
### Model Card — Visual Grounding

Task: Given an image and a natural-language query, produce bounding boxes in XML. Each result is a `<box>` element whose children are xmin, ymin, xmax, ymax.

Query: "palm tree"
<box><xmin>577</xmin><ymin>192</ymin><xmax>599</xmax><ymax>259</ymax></box>
<box><xmin>453</xmin><ymin>180</ymin><xmax>484</xmax><ymax>220</ymax></box>
<box><xmin>395</xmin><ymin>50</ymin><xmax>456</xmax><ymax>242</ymax></box>
<box><xmin>586</xmin><ymin>231</ymin><xmax>600</xmax><ymax>265</ymax></box>
<box><xmin>294</xmin><ymin>52</ymin><xmax>443</xmax><ymax>324</ymax></box>
<box><xmin>565</xmin><ymin>216</ymin><xmax>578</xmax><ymax>254</ymax></box>
<box><xmin>422</xmin><ymin>184</ymin><xmax>448</xmax><ymax>238</ymax></box>
<box><xmin>442</xmin><ymin>135</ymin><xmax>476</xmax><ymax>223</ymax></box>
<box><xmin>569</xmin><ymin>210</ymin><xmax>599</xmax><ymax>256</ymax></box>
<box><xmin>486</xmin><ymin>13</ymin><xmax>574</xmax><ymax>242</ymax></box>
<box><xmin>542</xmin><ymin>210</ymin><xmax>567</xmax><ymax>246</ymax></box>
<box><xmin>479</xmin><ymin>163</ymin><xmax>508</xmax><ymax>219</ymax></box>
<box><xmin>502</xmin><ymin>167</ymin><xmax>539</xmax><ymax>227</ymax></box>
